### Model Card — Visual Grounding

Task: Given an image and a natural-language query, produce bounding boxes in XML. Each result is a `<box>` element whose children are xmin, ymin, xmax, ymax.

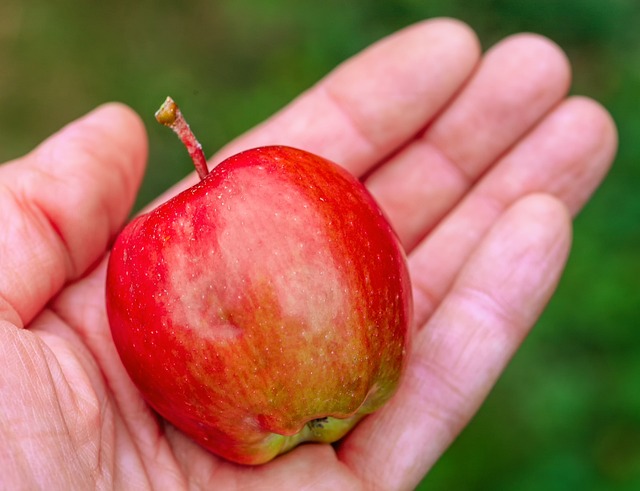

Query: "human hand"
<box><xmin>0</xmin><ymin>19</ymin><xmax>616</xmax><ymax>490</ymax></box>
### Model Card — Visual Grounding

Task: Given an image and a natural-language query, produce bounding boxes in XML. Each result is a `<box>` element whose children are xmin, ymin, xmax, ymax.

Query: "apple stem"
<box><xmin>155</xmin><ymin>96</ymin><xmax>209</xmax><ymax>180</ymax></box>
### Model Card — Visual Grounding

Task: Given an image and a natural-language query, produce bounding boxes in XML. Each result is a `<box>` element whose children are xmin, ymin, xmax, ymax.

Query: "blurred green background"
<box><xmin>1</xmin><ymin>1</ymin><xmax>638</xmax><ymax>489</ymax></box>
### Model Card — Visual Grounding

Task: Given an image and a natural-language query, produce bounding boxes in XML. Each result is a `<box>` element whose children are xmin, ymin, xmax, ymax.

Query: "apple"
<box><xmin>106</xmin><ymin>97</ymin><xmax>412</xmax><ymax>465</ymax></box>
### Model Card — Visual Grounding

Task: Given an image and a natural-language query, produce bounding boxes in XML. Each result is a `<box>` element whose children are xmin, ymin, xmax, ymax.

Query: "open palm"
<box><xmin>0</xmin><ymin>19</ymin><xmax>616</xmax><ymax>490</ymax></box>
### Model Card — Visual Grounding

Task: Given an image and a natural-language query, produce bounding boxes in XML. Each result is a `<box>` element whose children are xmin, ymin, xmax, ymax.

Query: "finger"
<box><xmin>365</xmin><ymin>34</ymin><xmax>572</xmax><ymax>249</ymax></box>
<box><xmin>221</xmin><ymin>18</ymin><xmax>481</xmax><ymax>175</ymax></box>
<box><xmin>160</xmin><ymin>19</ymin><xmax>481</xmax><ymax>199</ymax></box>
<box><xmin>0</xmin><ymin>103</ymin><xmax>147</xmax><ymax>325</ymax></box>
<box><xmin>409</xmin><ymin>96</ymin><xmax>617</xmax><ymax>328</ymax></box>
<box><xmin>339</xmin><ymin>194</ymin><xmax>572</xmax><ymax>490</ymax></box>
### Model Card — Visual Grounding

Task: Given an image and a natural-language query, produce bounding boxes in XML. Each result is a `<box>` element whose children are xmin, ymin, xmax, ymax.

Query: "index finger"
<box><xmin>159</xmin><ymin>18</ymin><xmax>481</xmax><ymax>200</ymax></box>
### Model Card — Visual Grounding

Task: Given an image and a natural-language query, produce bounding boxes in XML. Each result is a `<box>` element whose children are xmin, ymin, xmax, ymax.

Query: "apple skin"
<box><xmin>106</xmin><ymin>145</ymin><xmax>412</xmax><ymax>465</ymax></box>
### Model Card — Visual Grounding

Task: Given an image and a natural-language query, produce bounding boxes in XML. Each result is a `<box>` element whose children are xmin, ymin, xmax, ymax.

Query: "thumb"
<box><xmin>0</xmin><ymin>103</ymin><xmax>147</xmax><ymax>326</ymax></box>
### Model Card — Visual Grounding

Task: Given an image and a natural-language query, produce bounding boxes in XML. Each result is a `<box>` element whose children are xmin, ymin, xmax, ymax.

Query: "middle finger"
<box><xmin>366</xmin><ymin>34</ymin><xmax>571</xmax><ymax>250</ymax></box>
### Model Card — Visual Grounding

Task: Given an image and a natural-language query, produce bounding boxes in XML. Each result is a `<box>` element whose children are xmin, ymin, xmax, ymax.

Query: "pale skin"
<box><xmin>0</xmin><ymin>19</ymin><xmax>617</xmax><ymax>490</ymax></box>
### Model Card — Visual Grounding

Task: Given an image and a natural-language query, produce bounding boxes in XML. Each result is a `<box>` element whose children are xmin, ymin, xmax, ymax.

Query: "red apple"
<box><xmin>106</xmin><ymin>98</ymin><xmax>412</xmax><ymax>465</ymax></box>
